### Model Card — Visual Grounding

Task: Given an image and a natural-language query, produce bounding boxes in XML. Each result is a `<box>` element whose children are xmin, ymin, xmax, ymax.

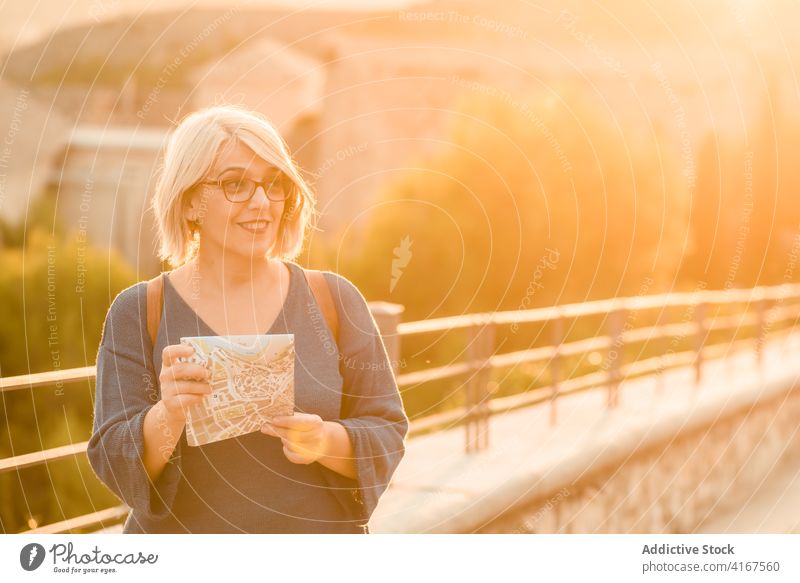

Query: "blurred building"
<box><xmin>1</xmin><ymin>1</ymin><xmax>796</xmax><ymax>273</ymax></box>
<box><xmin>51</xmin><ymin>126</ymin><xmax>168</xmax><ymax>275</ymax></box>
<box><xmin>0</xmin><ymin>81</ymin><xmax>71</xmax><ymax>227</ymax></box>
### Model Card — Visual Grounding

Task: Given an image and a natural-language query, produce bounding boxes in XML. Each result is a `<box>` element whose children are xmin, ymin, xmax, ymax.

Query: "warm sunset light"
<box><xmin>1</xmin><ymin>2</ymin><xmax>800</xmax><ymax>579</ymax></box>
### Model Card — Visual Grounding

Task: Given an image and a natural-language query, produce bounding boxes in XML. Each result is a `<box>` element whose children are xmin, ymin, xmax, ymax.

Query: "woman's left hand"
<box><xmin>261</xmin><ymin>413</ymin><xmax>329</xmax><ymax>465</ymax></box>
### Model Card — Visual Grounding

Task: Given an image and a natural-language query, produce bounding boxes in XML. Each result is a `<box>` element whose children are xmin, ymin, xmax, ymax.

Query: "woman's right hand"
<box><xmin>159</xmin><ymin>344</ymin><xmax>212</xmax><ymax>423</ymax></box>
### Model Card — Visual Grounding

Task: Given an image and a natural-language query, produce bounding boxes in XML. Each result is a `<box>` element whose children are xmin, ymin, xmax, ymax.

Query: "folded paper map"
<box><xmin>177</xmin><ymin>334</ymin><xmax>295</xmax><ymax>446</ymax></box>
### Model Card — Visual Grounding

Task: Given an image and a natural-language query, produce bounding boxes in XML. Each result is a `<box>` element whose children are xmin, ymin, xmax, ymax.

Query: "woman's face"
<box><xmin>186</xmin><ymin>140</ymin><xmax>287</xmax><ymax>261</ymax></box>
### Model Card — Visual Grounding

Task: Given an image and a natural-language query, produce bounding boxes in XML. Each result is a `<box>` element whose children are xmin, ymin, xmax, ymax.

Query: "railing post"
<box><xmin>607</xmin><ymin>308</ymin><xmax>626</xmax><ymax>408</ymax></box>
<box><xmin>656</xmin><ymin>305</ymin><xmax>669</xmax><ymax>394</ymax></box>
<box><xmin>549</xmin><ymin>313</ymin><xmax>564</xmax><ymax>425</ymax></box>
<box><xmin>368</xmin><ymin>302</ymin><xmax>405</xmax><ymax>376</ymax></box>
<box><xmin>465</xmin><ymin>318</ymin><xmax>494</xmax><ymax>453</ymax></box>
<box><xmin>694</xmin><ymin>302</ymin><xmax>707</xmax><ymax>386</ymax></box>
<box><xmin>755</xmin><ymin>298</ymin><xmax>769</xmax><ymax>373</ymax></box>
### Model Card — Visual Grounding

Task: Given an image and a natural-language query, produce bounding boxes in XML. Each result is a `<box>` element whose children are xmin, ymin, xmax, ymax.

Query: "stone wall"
<box><xmin>479</xmin><ymin>387</ymin><xmax>800</xmax><ymax>533</ymax></box>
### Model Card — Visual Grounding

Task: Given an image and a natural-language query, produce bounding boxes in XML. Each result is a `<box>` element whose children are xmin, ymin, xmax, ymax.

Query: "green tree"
<box><xmin>681</xmin><ymin>76</ymin><xmax>800</xmax><ymax>289</ymax></box>
<box><xmin>342</xmin><ymin>89</ymin><xmax>689</xmax><ymax>322</ymax></box>
<box><xmin>0</xmin><ymin>224</ymin><xmax>136</xmax><ymax>533</ymax></box>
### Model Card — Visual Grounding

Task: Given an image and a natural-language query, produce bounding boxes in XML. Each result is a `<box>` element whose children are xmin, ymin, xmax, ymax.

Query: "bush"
<box><xmin>0</xmin><ymin>226</ymin><xmax>136</xmax><ymax>533</ymax></box>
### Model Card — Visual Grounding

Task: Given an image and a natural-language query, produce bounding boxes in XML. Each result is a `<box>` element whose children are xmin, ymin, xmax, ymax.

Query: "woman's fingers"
<box><xmin>161</xmin><ymin>394</ymin><xmax>208</xmax><ymax>422</ymax></box>
<box><xmin>263</xmin><ymin>424</ymin><xmax>319</xmax><ymax>443</ymax></box>
<box><xmin>162</xmin><ymin>344</ymin><xmax>194</xmax><ymax>367</ymax></box>
<box><xmin>284</xmin><ymin>439</ymin><xmax>321</xmax><ymax>454</ymax></box>
<box><xmin>168</xmin><ymin>362</ymin><xmax>210</xmax><ymax>382</ymax></box>
<box><xmin>260</xmin><ymin>424</ymin><xmax>278</xmax><ymax>437</ymax></box>
<box><xmin>263</xmin><ymin>419</ymin><xmax>327</xmax><ymax>464</ymax></box>
<box><xmin>170</xmin><ymin>380</ymin><xmax>212</xmax><ymax>396</ymax></box>
<box><xmin>282</xmin><ymin>444</ymin><xmax>314</xmax><ymax>465</ymax></box>
<box><xmin>157</xmin><ymin>345</ymin><xmax>211</xmax><ymax>424</ymax></box>
<box><xmin>269</xmin><ymin>414</ymin><xmax>322</xmax><ymax>430</ymax></box>
<box><xmin>173</xmin><ymin>394</ymin><xmax>208</xmax><ymax>408</ymax></box>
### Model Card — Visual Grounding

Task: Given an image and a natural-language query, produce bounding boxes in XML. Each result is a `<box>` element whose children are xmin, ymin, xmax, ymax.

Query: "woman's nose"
<box><xmin>248</xmin><ymin>185</ymin><xmax>271</xmax><ymax>208</ymax></box>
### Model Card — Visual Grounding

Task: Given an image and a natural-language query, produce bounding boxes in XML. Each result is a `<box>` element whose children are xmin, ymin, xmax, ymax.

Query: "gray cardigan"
<box><xmin>87</xmin><ymin>261</ymin><xmax>408</xmax><ymax>533</ymax></box>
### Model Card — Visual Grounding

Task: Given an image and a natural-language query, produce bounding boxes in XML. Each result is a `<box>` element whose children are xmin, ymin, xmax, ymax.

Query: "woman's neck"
<box><xmin>186</xmin><ymin>248</ymin><xmax>281</xmax><ymax>297</ymax></box>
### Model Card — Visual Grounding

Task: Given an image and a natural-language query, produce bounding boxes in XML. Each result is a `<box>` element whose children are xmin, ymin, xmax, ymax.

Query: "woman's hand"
<box><xmin>159</xmin><ymin>344</ymin><xmax>212</xmax><ymax>424</ymax></box>
<box><xmin>261</xmin><ymin>413</ymin><xmax>329</xmax><ymax>465</ymax></box>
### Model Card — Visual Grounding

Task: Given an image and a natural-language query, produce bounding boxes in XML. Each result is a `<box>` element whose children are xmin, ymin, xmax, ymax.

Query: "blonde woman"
<box><xmin>87</xmin><ymin>105</ymin><xmax>408</xmax><ymax>533</ymax></box>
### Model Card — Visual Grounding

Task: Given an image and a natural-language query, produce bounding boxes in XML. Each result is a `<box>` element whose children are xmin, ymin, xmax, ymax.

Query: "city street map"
<box><xmin>178</xmin><ymin>334</ymin><xmax>295</xmax><ymax>446</ymax></box>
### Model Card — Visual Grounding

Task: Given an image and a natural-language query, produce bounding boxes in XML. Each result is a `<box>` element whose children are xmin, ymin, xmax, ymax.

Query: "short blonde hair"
<box><xmin>151</xmin><ymin>105</ymin><xmax>318</xmax><ymax>267</ymax></box>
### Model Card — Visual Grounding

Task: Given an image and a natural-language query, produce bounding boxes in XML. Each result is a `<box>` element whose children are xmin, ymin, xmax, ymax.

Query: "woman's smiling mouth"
<box><xmin>237</xmin><ymin>220</ymin><xmax>271</xmax><ymax>234</ymax></box>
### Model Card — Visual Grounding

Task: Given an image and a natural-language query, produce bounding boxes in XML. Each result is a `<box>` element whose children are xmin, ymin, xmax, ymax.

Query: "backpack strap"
<box><xmin>302</xmin><ymin>268</ymin><xmax>340</xmax><ymax>344</ymax></box>
<box><xmin>146</xmin><ymin>273</ymin><xmax>165</xmax><ymax>348</ymax></box>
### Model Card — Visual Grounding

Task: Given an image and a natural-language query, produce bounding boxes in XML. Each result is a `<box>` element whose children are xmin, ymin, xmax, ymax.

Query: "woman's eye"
<box><xmin>222</xmin><ymin>179</ymin><xmax>247</xmax><ymax>193</ymax></box>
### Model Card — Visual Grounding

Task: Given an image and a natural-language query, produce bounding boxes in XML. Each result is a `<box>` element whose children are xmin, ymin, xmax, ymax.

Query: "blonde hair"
<box><xmin>151</xmin><ymin>105</ymin><xmax>318</xmax><ymax>267</ymax></box>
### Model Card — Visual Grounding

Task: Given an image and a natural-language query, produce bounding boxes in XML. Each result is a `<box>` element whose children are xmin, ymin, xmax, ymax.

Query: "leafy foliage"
<box><xmin>0</xmin><ymin>219</ymin><xmax>135</xmax><ymax>533</ymax></box>
<box><xmin>341</xmin><ymin>90</ymin><xmax>689</xmax><ymax>321</ymax></box>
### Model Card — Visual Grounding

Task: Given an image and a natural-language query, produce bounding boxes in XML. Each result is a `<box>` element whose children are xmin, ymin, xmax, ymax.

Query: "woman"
<box><xmin>87</xmin><ymin>105</ymin><xmax>408</xmax><ymax>533</ymax></box>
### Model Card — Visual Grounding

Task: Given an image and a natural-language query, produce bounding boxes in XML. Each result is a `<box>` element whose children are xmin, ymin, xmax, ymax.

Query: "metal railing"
<box><xmin>3</xmin><ymin>283</ymin><xmax>800</xmax><ymax>533</ymax></box>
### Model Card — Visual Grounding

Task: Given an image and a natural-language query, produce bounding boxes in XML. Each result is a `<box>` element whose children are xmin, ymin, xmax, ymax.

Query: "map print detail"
<box><xmin>178</xmin><ymin>334</ymin><xmax>295</xmax><ymax>446</ymax></box>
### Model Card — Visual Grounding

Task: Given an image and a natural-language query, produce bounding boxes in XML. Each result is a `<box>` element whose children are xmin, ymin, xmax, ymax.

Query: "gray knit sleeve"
<box><xmin>87</xmin><ymin>284</ymin><xmax>181</xmax><ymax>520</ymax></box>
<box><xmin>320</xmin><ymin>272</ymin><xmax>409</xmax><ymax>523</ymax></box>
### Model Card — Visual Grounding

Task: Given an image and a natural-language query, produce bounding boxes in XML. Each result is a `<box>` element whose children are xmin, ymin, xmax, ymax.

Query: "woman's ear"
<box><xmin>184</xmin><ymin>193</ymin><xmax>200</xmax><ymax>223</ymax></box>
<box><xmin>183</xmin><ymin>193</ymin><xmax>203</xmax><ymax>237</ymax></box>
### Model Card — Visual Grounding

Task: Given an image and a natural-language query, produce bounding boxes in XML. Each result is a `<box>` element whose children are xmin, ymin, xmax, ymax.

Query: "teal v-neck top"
<box><xmin>87</xmin><ymin>261</ymin><xmax>408</xmax><ymax>533</ymax></box>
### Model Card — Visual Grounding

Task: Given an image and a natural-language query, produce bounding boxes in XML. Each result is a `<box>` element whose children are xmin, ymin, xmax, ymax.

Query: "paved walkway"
<box><xmin>370</xmin><ymin>332</ymin><xmax>800</xmax><ymax>533</ymax></box>
<box><xmin>696</xmin><ymin>461</ymin><xmax>800</xmax><ymax>533</ymax></box>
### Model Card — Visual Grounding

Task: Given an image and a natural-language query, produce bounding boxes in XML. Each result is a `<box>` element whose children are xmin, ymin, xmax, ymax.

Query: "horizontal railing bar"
<box><xmin>399</xmin><ymin>315</ymin><xmax>796</xmax><ymax>388</ymax></box>
<box><xmin>397</xmin><ymin>362</ymin><xmax>473</xmax><ymax>387</ymax></box>
<box><xmin>620</xmin><ymin>351</ymin><xmax>696</xmax><ymax>378</ymax></box>
<box><xmin>766</xmin><ymin>305</ymin><xmax>800</xmax><ymax>325</ymax></box>
<box><xmin>22</xmin><ymin>505</ymin><xmax>129</xmax><ymax>534</ymax></box>
<box><xmin>0</xmin><ymin>366</ymin><xmax>96</xmax><ymax>393</ymax></box>
<box><xmin>702</xmin><ymin>336</ymin><xmax>760</xmax><ymax>360</ymax></box>
<box><xmin>488</xmin><ymin>370</ymin><xmax>608</xmax><ymax>414</ymax></box>
<box><xmin>559</xmin><ymin>335</ymin><xmax>612</xmax><ymax>357</ymax></box>
<box><xmin>406</xmin><ymin>372</ymin><xmax>605</xmax><ymax>437</ymax></box>
<box><xmin>4</xmin><ymin>282</ymin><xmax>799</xmax><ymax>533</ymax></box>
<box><xmin>6</xmin><ymin>292</ymin><xmax>800</xmax><ymax>395</ymax></box>
<box><xmin>488</xmin><ymin>336</ymin><xmax>613</xmax><ymax>369</ymax></box>
<box><xmin>398</xmin><ymin>284</ymin><xmax>800</xmax><ymax>335</ymax></box>
<box><xmin>8</xmin><ymin>310</ymin><xmax>785</xmax><ymax>397</ymax></box>
<box><xmin>410</xmin><ymin>350</ymin><xmax>709</xmax><ymax>436</ymax></box>
<box><xmin>409</xmin><ymin>331</ymin><xmax>787</xmax><ymax>437</ymax></box>
<box><xmin>408</xmin><ymin>407</ymin><xmax>470</xmax><ymax>436</ymax></box>
<box><xmin>707</xmin><ymin>313</ymin><xmax>758</xmax><ymax>331</ymax></box>
<box><xmin>4</xmin><ymin>332</ymin><xmax>775</xmax><ymax>475</ymax></box>
<box><xmin>623</xmin><ymin>322</ymin><xmax>695</xmax><ymax>345</ymax></box>
<box><xmin>487</xmin><ymin>345</ymin><xmax>556</xmax><ymax>369</ymax></box>
<box><xmin>0</xmin><ymin>441</ymin><xmax>89</xmax><ymax>474</ymax></box>
<box><xmin>398</xmin><ymin>313</ymin><xmax>494</xmax><ymax>335</ymax></box>
<box><xmin>398</xmin><ymin>335</ymin><xmax>613</xmax><ymax>387</ymax></box>
<box><xmin>14</xmin><ymin>330</ymin><xmax>793</xmax><ymax>533</ymax></box>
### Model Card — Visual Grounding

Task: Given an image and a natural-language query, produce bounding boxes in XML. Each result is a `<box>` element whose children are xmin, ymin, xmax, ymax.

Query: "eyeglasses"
<box><xmin>197</xmin><ymin>173</ymin><xmax>293</xmax><ymax>203</ymax></box>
